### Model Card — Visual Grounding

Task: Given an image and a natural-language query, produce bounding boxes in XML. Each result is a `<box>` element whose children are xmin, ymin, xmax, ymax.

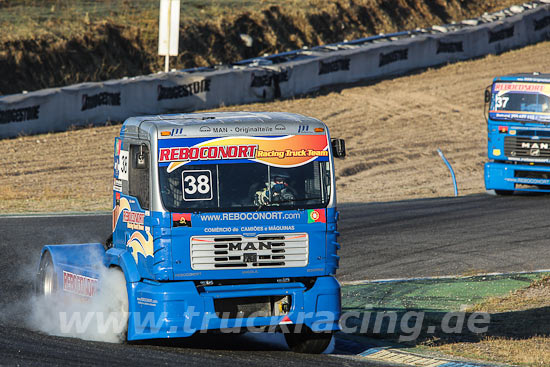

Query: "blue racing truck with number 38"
<box><xmin>484</xmin><ymin>73</ymin><xmax>550</xmax><ymax>194</ymax></box>
<box><xmin>36</xmin><ymin>112</ymin><xmax>346</xmax><ymax>353</ymax></box>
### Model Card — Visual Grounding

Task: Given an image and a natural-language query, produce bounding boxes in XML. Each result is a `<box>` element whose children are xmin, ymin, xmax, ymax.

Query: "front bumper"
<box><xmin>127</xmin><ymin>276</ymin><xmax>341</xmax><ymax>340</ymax></box>
<box><xmin>485</xmin><ymin>162</ymin><xmax>550</xmax><ymax>192</ymax></box>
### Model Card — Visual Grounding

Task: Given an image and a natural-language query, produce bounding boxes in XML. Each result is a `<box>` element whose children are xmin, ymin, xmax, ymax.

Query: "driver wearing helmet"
<box><xmin>254</xmin><ymin>173</ymin><xmax>296</xmax><ymax>206</ymax></box>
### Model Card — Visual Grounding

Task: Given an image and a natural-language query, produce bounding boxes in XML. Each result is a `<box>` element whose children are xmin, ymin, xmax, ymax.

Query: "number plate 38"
<box><xmin>182</xmin><ymin>170</ymin><xmax>213</xmax><ymax>201</ymax></box>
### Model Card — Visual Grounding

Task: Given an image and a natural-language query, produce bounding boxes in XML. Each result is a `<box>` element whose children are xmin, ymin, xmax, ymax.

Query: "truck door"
<box><xmin>114</xmin><ymin>141</ymin><xmax>155</xmax><ymax>278</ymax></box>
<box><xmin>128</xmin><ymin>143</ymin><xmax>150</xmax><ymax>210</ymax></box>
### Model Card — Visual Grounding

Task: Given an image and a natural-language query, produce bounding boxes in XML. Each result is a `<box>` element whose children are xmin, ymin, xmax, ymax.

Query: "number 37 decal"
<box><xmin>495</xmin><ymin>95</ymin><xmax>509</xmax><ymax>109</ymax></box>
<box><xmin>182</xmin><ymin>170</ymin><xmax>213</xmax><ymax>201</ymax></box>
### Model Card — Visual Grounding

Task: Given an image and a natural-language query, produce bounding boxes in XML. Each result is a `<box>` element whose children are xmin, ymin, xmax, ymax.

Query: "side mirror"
<box><xmin>135</xmin><ymin>144</ymin><xmax>148</xmax><ymax>169</ymax></box>
<box><xmin>331</xmin><ymin>138</ymin><xmax>346</xmax><ymax>158</ymax></box>
<box><xmin>136</xmin><ymin>152</ymin><xmax>147</xmax><ymax>169</ymax></box>
<box><xmin>484</xmin><ymin>85</ymin><xmax>492</xmax><ymax>123</ymax></box>
<box><xmin>484</xmin><ymin>87</ymin><xmax>491</xmax><ymax>103</ymax></box>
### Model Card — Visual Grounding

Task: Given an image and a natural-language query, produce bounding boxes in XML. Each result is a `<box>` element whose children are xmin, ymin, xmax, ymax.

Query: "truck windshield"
<box><xmin>159</xmin><ymin>161</ymin><xmax>331</xmax><ymax>212</ymax></box>
<box><xmin>490</xmin><ymin>82</ymin><xmax>550</xmax><ymax>122</ymax></box>
<box><xmin>492</xmin><ymin>91</ymin><xmax>550</xmax><ymax>113</ymax></box>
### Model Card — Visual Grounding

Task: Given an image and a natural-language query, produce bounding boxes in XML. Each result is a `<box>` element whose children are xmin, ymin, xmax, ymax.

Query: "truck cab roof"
<box><xmin>120</xmin><ymin>111</ymin><xmax>328</xmax><ymax>140</ymax></box>
<box><xmin>494</xmin><ymin>73</ymin><xmax>550</xmax><ymax>83</ymax></box>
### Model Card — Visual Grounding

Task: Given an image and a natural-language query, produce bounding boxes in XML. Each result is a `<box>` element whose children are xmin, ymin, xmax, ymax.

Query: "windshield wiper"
<box><xmin>268</xmin><ymin>197</ymin><xmax>324</xmax><ymax>206</ymax></box>
<box><xmin>255</xmin><ymin>197</ymin><xmax>325</xmax><ymax>210</ymax></box>
<box><xmin>255</xmin><ymin>201</ymin><xmax>265</xmax><ymax>212</ymax></box>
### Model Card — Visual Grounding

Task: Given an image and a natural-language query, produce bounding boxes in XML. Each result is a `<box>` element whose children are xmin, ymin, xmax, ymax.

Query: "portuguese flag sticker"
<box><xmin>307</xmin><ymin>209</ymin><xmax>326</xmax><ymax>223</ymax></box>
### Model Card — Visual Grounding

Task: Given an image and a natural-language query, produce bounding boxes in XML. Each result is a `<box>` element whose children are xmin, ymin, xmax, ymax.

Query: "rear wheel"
<box><xmin>36</xmin><ymin>251</ymin><xmax>56</xmax><ymax>296</ymax></box>
<box><xmin>284</xmin><ymin>325</ymin><xmax>333</xmax><ymax>354</ymax></box>
<box><xmin>104</xmin><ymin>233</ymin><xmax>113</xmax><ymax>250</ymax></box>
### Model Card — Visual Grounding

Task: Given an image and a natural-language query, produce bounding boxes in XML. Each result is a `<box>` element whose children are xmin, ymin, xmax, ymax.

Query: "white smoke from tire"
<box><xmin>28</xmin><ymin>266</ymin><xmax>128</xmax><ymax>343</ymax></box>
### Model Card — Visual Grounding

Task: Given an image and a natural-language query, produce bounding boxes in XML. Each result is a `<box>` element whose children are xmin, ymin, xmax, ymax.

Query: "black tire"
<box><xmin>36</xmin><ymin>251</ymin><xmax>56</xmax><ymax>297</ymax></box>
<box><xmin>104</xmin><ymin>233</ymin><xmax>113</xmax><ymax>250</ymax></box>
<box><xmin>495</xmin><ymin>190</ymin><xmax>514</xmax><ymax>196</ymax></box>
<box><xmin>284</xmin><ymin>325</ymin><xmax>333</xmax><ymax>354</ymax></box>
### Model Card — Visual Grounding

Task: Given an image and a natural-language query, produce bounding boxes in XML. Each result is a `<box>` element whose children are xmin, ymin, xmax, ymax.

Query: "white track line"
<box><xmin>0</xmin><ymin>211</ymin><xmax>111</xmax><ymax>219</ymax></box>
<box><xmin>342</xmin><ymin>269</ymin><xmax>550</xmax><ymax>285</ymax></box>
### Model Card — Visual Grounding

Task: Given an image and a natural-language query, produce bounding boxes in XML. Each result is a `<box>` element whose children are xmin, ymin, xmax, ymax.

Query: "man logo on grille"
<box><xmin>228</xmin><ymin>242</ymin><xmax>271</xmax><ymax>251</ymax></box>
<box><xmin>522</xmin><ymin>142</ymin><xmax>549</xmax><ymax>149</ymax></box>
<box><xmin>531</xmin><ymin>148</ymin><xmax>541</xmax><ymax>156</ymax></box>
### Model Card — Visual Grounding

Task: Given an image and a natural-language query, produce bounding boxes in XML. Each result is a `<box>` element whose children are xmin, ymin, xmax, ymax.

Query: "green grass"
<box><xmin>342</xmin><ymin>273</ymin><xmax>548</xmax><ymax>313</ymax></box>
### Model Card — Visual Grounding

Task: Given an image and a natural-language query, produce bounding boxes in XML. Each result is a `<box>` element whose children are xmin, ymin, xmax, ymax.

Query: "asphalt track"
<box><xmin>2</xmin><ymin>193</ymin><xmax>550</xmax><ymax>365</ymax></box>
<box><xmin>337</xmin><ymin>193</ymin><xmax>550</xmax><ymax>281</ymax></box>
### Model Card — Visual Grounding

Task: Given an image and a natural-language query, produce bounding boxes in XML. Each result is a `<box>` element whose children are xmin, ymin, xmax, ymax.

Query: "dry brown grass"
<box><xmin>0</xmin><ymin>126</ymin><xmax>117</xmax><ymax>213</ymax></box>
<box><xmin>436</xmin><ymin>337</ymin><xmax>550</xmax><ymax>367</ymax></box>
<box><xmin>469</xmin><ymin>277</ymin><xmax>550</xmax><ymax>313</ymax></box>
<box><xmin>0</xmin><ymin>0</ymin><xmax>276</xmax><ymax>41</ymax></box>
<box><xmin>0</xmin><ymin>0</ymin><xmax>525</xmax><ymax>42</ymax></box>
<box><xmin>427</xmin><ymin>277</ymin><xmax>550</xmax><ymax>366</ymax></box>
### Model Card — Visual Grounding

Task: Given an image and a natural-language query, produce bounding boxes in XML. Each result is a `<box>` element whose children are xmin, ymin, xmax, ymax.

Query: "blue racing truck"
<box><xmin>484</xmin><ymin>73</ymin><xmax>550</xmax><ymax>195</ymax></box>
<box><xmin>36</xmin><ymin>112</ymin><xmax>346</xmax><ymax>353</ymax></box>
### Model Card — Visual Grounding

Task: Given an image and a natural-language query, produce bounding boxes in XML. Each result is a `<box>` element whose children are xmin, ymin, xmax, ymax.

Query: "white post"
<box><xmin>158</xmin><ymin>0</ymin><xmax>180</xmax><ymax>73</ymax></box>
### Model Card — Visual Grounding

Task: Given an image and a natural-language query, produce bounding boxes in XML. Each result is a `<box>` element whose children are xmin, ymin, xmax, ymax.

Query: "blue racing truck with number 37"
<box><xmin>36</xmin><ymin>112</ymin><xmax>346</xmax><ymax>353</ymax></box>
<box><xmin>484</xmin><ymin>73</ymin><xmax>550</xmax><ymax>194</ymax></box>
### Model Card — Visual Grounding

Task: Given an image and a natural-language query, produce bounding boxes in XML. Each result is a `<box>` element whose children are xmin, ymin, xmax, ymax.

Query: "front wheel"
<box><xmin>103</xmin><ymin>267</ymin><xmax>129</xmax><ymax>342</ymax></box>
<box><xmin>495</xmin><ymin>189</ymin><xmax>514</xmax><ymax>196</ymax></box>
<box><xmin>284</xmin><ymin>325</ymin><xmax>333</xmax><ymax>354</ymax></box>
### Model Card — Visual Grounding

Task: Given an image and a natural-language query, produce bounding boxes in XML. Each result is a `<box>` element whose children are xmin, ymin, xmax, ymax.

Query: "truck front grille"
<box><xmin>504</xmin><ymin>137</ymin><xmax>550</xmax><ymax>159</ymax></box>
<box><xmin>190</xmin><ymin>233</ymin><xmax>309</xmax><ymax>270</ymax></box>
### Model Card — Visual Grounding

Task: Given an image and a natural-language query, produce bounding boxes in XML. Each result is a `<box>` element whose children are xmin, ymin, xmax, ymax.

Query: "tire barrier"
<box><xmin>1</xmin><ymin>1</ymin><xmax>549</xmax><ymax>138</ymax></box>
